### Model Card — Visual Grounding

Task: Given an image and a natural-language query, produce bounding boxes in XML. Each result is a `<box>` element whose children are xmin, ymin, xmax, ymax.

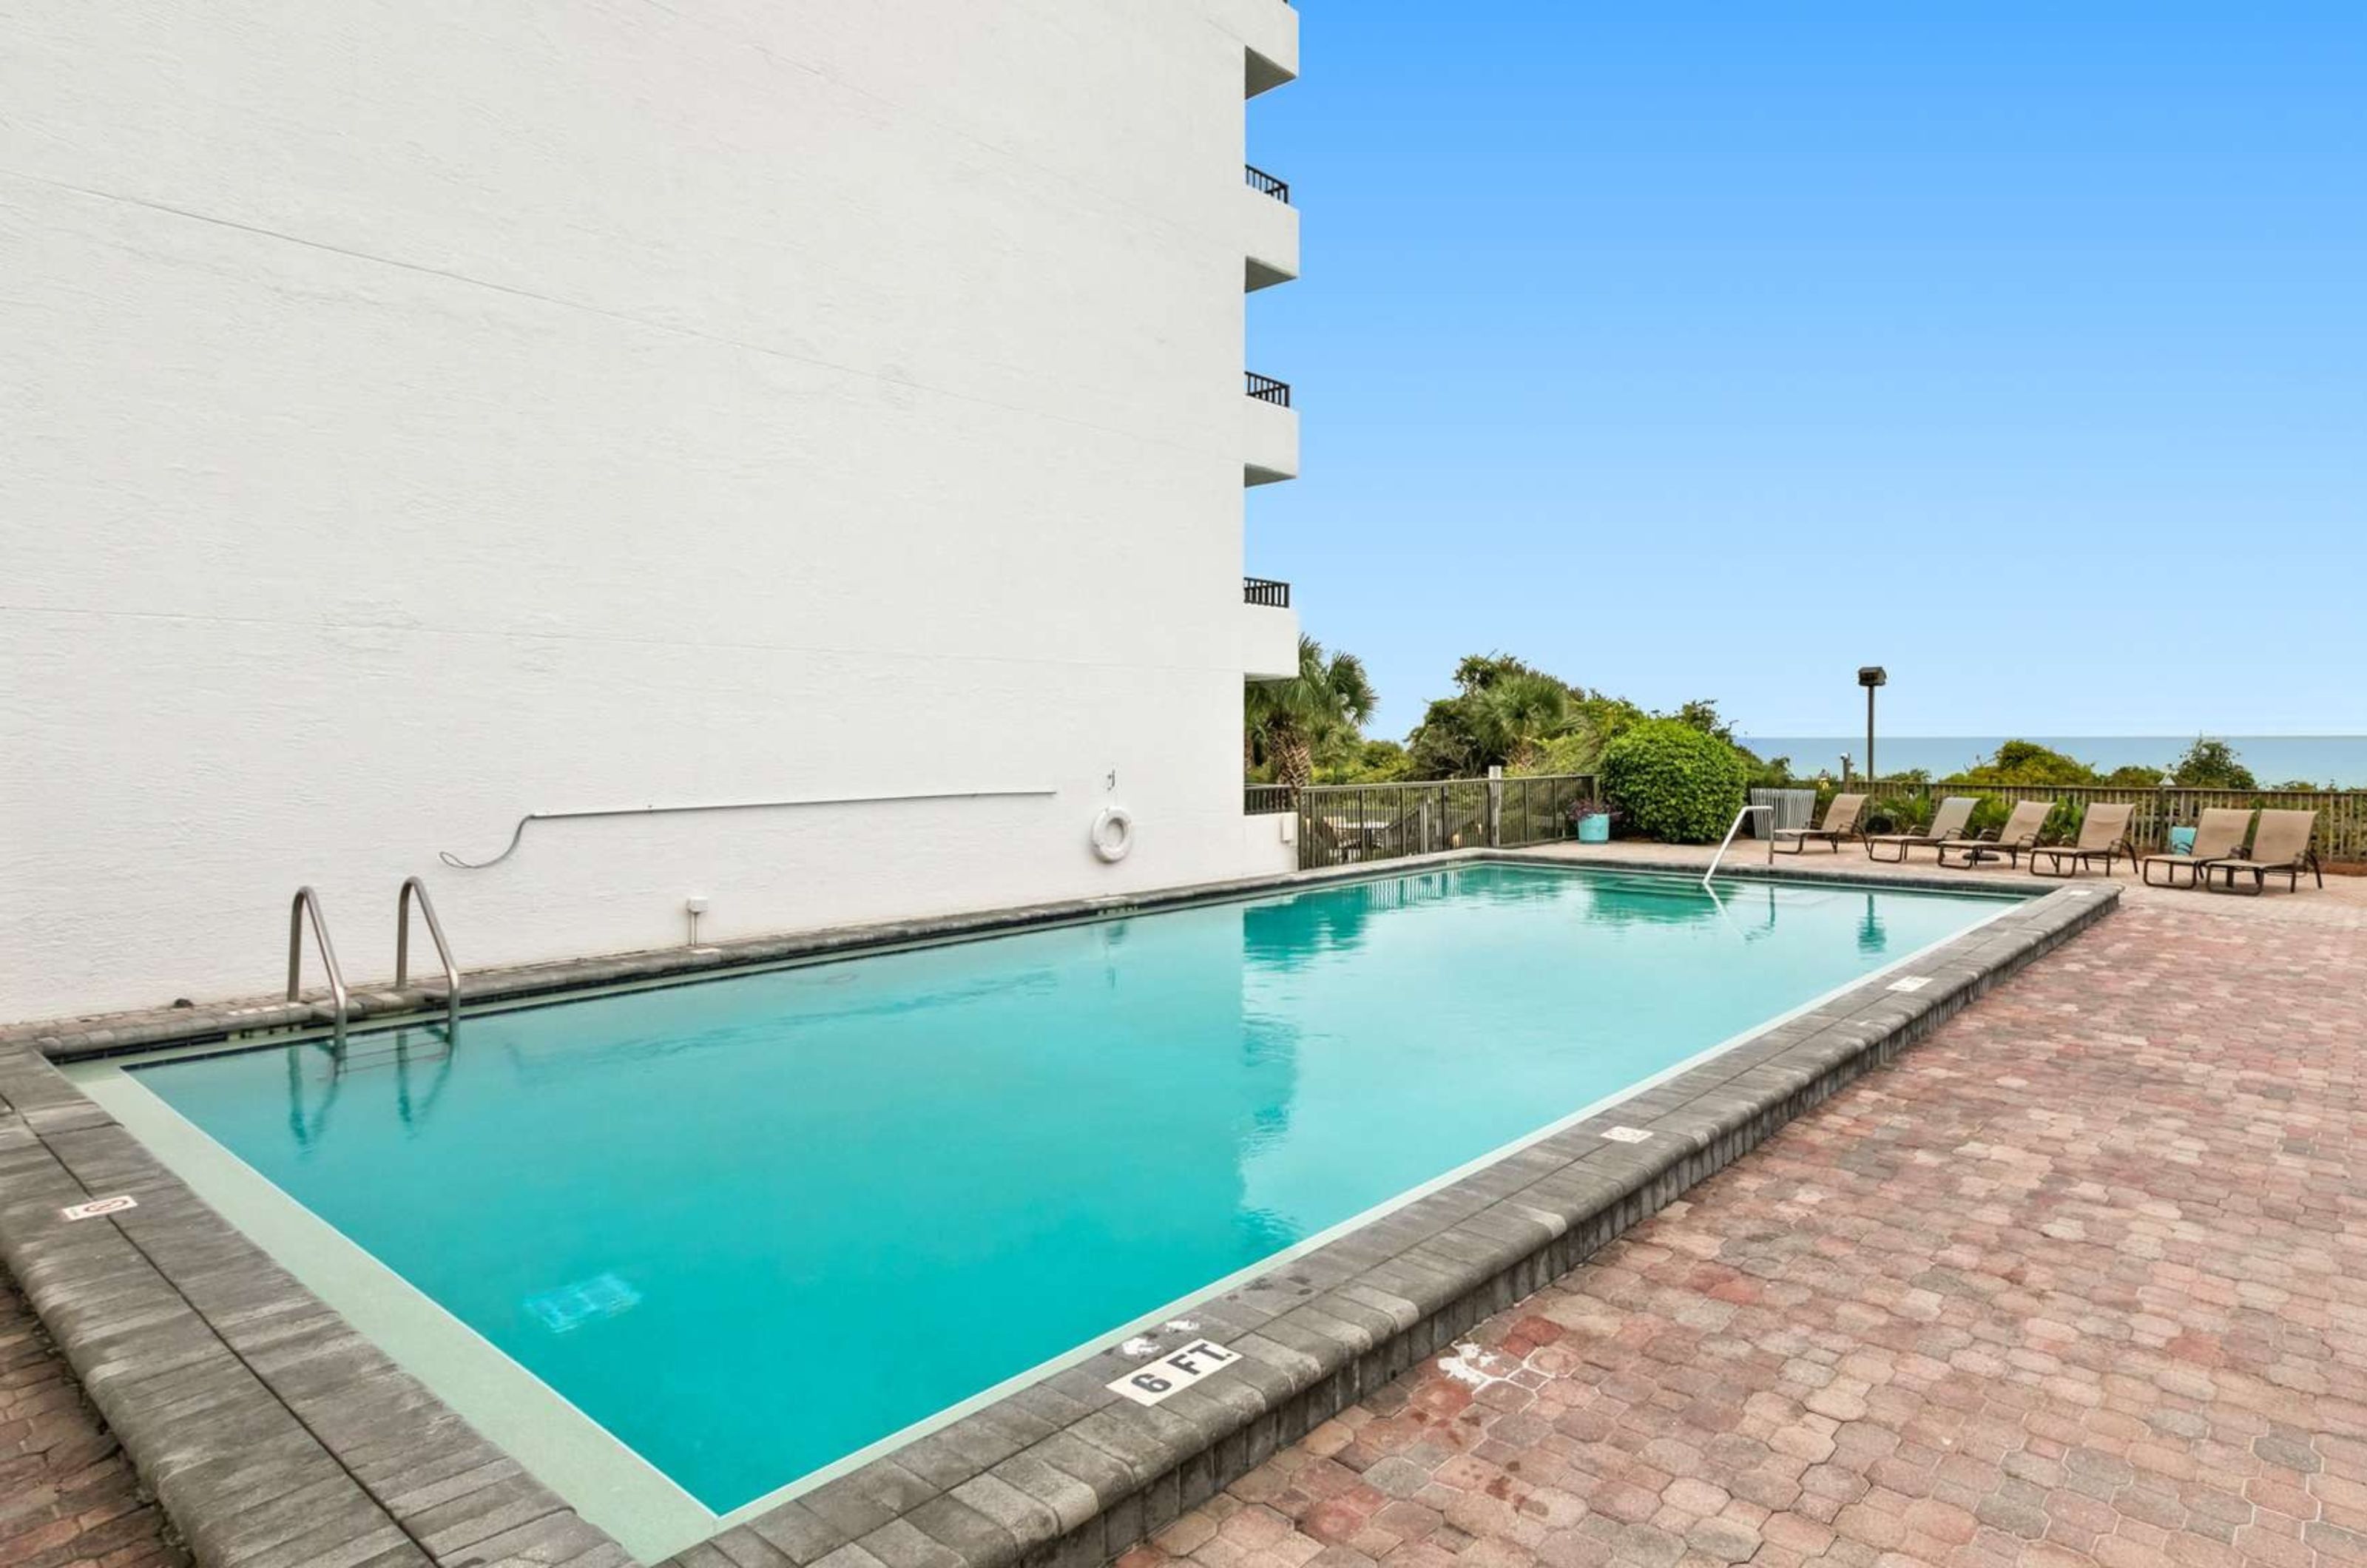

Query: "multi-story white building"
<box><xmin>1</xmin><ymin>0</ymin><xmax>1303</xmax><ymax>1021</ymax></box>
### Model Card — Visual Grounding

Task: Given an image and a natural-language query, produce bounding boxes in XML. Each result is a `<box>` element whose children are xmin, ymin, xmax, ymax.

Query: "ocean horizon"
<box><xmin>1735</xmin><ymin>735</ymin><xmax>2367</xmax><ymax>789</ymax></box>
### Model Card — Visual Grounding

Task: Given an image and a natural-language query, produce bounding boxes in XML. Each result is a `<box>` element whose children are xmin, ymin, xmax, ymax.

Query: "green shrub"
<box><xmin>1518</xmin><ymin>729</ymin><xmax>1604</xmax><ymax>778</ymax></box>
<box><xmin>2170</xmin><ymin>737</ymin><xmax>2257</xmax><ymax>791</ymax></box>
<box><xmin>1600</xmin><ymin>719</ymin><xmax>1749</xmax><ymax>843</ymax></box>
<box><xmin>1949</xmin><ymin>740</ymin><xmax>2101</xmax><ymax>786</ymax></box>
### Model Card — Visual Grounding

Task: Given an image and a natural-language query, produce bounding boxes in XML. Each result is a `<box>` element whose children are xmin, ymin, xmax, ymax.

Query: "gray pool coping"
<box><xmin>7</xmin><ymin>854</ymin><xmax>1524</xmax><ymax>1062</ymax></box>
<box><xmin>7</xmin><ymin>849</ymin><xmax>2030</xmax><ymax>1064</ymax></box>
<box><xmin>0</xmin><ymin>853</ymin><xmax>2118</xmax><ymax>1568</ymax></box>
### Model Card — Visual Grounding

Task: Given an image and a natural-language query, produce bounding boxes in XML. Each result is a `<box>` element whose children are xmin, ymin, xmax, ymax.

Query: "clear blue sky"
<box><xmin>1246</xmin><ymin>4</ymin><xmax>2366</xmax><ymax>740</ymax></box>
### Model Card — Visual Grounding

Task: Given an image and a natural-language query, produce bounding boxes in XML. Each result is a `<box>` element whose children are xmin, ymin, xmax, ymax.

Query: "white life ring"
<box><xmin>1091</xmin><ymin>805</ymin><xmax>1135</xmax><ymax>863</ymax></box>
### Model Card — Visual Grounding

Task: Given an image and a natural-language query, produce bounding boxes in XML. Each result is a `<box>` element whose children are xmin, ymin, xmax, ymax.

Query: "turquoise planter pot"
<box><xmin>1576</xmin><ymin>813</ymin><xmax>1612</xmax><ymax>843</ymax></box>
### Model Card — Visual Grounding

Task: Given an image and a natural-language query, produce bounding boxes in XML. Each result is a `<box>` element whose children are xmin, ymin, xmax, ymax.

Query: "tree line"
<box><xmin>1245</xmin><ymin>643</ymin><xmax>2306</xmax><ymax>794</ymax></box>
<box><xmin>1244</xmin><ymin>643</ymin><xmax>1766</xmax><ymax>790</ymax></box>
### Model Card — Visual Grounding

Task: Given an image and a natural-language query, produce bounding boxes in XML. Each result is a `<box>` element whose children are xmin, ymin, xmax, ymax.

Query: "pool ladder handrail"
<box><xmin>395</xmin><ymin>876</ymin><xmax>462</xmax><ymax>1035</ymax></box>
<box><xmin>287</xmin><ymin>886</ymin><xmax>350</xmax><ymax>1049</ymax></box>
<box><xmin>1703</xmin><ymin>803</ymin><xmax>1777</xmax><ymax>888</ymax></box>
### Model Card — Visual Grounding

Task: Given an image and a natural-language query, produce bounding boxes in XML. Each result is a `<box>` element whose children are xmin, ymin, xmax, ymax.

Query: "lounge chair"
<box><xmin>1937</xmin><ymin>800</ymin><xmax>2052</xmax><ymax>870</ymax></box>
<box><xmin>1309</xmin><ymin>814</ymin><xmax>1357</xmax><ymax>865</ymax></box>
<box><xmin>1865</xmin><ymin>796</ymin><xmax>1976</xmax><ymax>864</ymax></box>
<box><xmin>1773</xmin><ymin>793</ymin><xmax>1867</xmax><ymax>855</ymax></box>
<box><xmin>2138</xmin><ymin>808</ymin><xmax>2252</xmax><ymax>889</ymax></box>
<box><xmin>2029</xmin><ymin>802</ymin><xmax>2136</xmax><ymax>878</ymax></box>
<box><xmin>2199</xmin><ymin>808</ymin><xmax>2323</xmax><ymax>895</ymax></box>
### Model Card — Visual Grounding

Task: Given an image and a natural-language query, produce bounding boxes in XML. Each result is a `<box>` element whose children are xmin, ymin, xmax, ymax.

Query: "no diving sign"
<box><xmin>1107</xmin><ymin>1339</ymin><xmax>1238</xmax><ymax>1407</ymax></box>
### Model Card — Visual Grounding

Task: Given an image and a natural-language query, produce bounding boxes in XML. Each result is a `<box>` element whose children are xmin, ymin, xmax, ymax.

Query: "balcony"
<box><xmin>1244</xmin><ymin>373</ymin><xmax>1297</xmax><ymax>485</ymax></box>
<box><xmin>1240</xmin><ymin>578</ymin><xmax>1300</xmax><ymax>680</ymax></box>
<box><xmin>1243</xmin><ymin>165</ymin><xmax>1299</xmax><ymax>291</ymax></box>
<box><xmin>1239</xmin><ymin>1</ymin><xmax>1297</xmax><ymax>98</ymax></box>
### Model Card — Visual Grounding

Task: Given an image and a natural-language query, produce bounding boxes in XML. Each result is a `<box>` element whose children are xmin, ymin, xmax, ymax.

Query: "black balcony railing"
<box><xmin>1245</xmin><ymin>372</ymin><xmax>1291</xmax><ymax>407</ymax></box>
<box><xmin>1243</xmin><ymin>576</ymin><xmax>1291</xmax><ymax>609</ymax></box>
<box><xmin>1245</xmin><ymin>164</ymin><xmax>1291</xmax><ymax>203</ymax></box>
<box><xmin>1245</xmin><ymin>784</ymin><xmax>1297</xmax><ymax>816</ymax></box>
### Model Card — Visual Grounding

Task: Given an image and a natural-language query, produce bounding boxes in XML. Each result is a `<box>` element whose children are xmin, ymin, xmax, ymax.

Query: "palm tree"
<box><xmin>1246</xmin><ymin>636</ymin><xmax>1377</xmax><ymax>791</ymax></box>
<box><xmin>1474</xmin><ymin>670</ymin><xmax>1571</xmax><ymax>771</ymax></box>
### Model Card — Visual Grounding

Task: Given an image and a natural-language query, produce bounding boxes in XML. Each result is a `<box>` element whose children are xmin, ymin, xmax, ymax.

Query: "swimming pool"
<box><xmin>78</xmin><ymin>864</ymin><xmax>2020</xmax><ymax>1557</ymax></box>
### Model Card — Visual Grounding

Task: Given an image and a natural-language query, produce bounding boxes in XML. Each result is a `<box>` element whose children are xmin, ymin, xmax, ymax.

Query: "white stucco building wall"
<box><xmin>0</xmin><ymin>0</ymin><xmax>1302</xmax><ymax>1020</ymax></box>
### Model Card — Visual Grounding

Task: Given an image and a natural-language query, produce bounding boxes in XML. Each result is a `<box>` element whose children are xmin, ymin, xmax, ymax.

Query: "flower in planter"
<box><xmin>1567</xmin><ymin>798</ymin><xmax>1615</xmax><ymax>841</ymax></box>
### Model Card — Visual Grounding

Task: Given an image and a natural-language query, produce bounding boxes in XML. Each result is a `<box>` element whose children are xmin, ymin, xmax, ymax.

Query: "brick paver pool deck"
<box><xmin>4</xmin><ymin>851</ymin><xmax>2360</xmax><ymax>1568</ymax></box>
<box><xmin>1</xmin><ymin>1269</ymin><xmax>186</xmax><ymax>1568</ymax></box>
<box><xmin>1118</xmin><ymin>863</ymin><xmax>2367</xmax><ymax>1568</ymax></box>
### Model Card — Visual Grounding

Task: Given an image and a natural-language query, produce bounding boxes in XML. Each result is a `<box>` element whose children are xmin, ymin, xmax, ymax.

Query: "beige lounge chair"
<box><xmin>2200</xmin><ymin>808</ymin><xmax>2323</xmax><ymax>894</ymax></box>
<box><xmin>1865</xmin><ymin>796</ymin><xmax>1976</xmax><ymax>864</ymax></box>
<box><xmin>1937</xmin><ymin>800</ymin><xmax>2052</xmax><ymax>870</ymax></box>
<box><xmin>1309</xmin><ymin>814</ymin><xmax>1357</xmax><ymax>865</ymax></box>
<box><xmin>2138</xmin><ymin>808</ymin><xmax>2252</xmax><ymax>889</ymax></box>
<box><xmin>1773</xmin><ymin>793</ymin><xmax>1867</xmax><ymax>854</ymax></box>
<box><xmin>2030</xmin><ymin>802</ymin><xmax>2136</xmax><ymax>878</ymax></box>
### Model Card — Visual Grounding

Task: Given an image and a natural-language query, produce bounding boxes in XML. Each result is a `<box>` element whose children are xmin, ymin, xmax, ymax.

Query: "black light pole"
<box><xmin>1858</xmin><ymin>666</ymin><xmax>1887</xmax><ymax>785</ymax></box>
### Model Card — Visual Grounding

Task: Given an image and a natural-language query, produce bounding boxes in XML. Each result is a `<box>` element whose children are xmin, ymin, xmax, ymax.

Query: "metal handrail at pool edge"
<box><xmin>287</xmin><ymin>886</ymin><xmax>350</xmax><ymax>1049</ymax></box>
<box><xmin>1704</xmin><ymin>804</ymin><xmax>1777</xmax><ymax>888</ymax></box>
<box><xmin>396</xmin><ymin>876</ymin><xmax>462</xmax><ymax>1035</ymax></box>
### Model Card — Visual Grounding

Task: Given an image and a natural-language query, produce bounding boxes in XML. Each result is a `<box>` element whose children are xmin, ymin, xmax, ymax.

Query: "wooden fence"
<box><xmin>1293</xmin><ymin>775</ymin><xmax>1598</xmax><ymax>871</ymax></box>
<box><xmin>1860</xmin><ymin>782</ymin><xmax>2367</xmax><ymax>862</ymax></box>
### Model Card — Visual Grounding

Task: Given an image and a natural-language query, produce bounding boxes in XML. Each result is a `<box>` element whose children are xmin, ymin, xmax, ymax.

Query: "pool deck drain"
<box><xmin>0</xmin><ymin>854</ymin><xmax>2113</xmax><ymax>1568</ymax></box>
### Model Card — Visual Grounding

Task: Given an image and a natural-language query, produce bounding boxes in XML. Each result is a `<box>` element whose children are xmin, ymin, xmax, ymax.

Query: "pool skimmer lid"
<box><xmin>1887</xmin><ymin>976</ymin><xmax>1934</xmax><ymax>993</ymax></box>
<box><xmin>1601</xmin><ymin>1126</ymin><xmax>1653</xmax><ymax>1144</ymax></box>
<box><xmin>1107</xmin><ymin>1339</ymin><xmax>1239</xmax><ymax>1406</ymax></box>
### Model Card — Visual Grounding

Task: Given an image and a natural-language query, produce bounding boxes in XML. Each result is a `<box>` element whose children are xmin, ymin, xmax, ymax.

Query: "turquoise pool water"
<box><xmin>126</xmin><ymin>865</ymin><xmax>2012</xmax><ymax>1515</ymax></box>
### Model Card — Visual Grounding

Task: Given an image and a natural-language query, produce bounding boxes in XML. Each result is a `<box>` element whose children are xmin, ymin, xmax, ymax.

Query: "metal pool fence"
<box><xmin>1249</xmin><ymin>774</ymin><xmax>2367</xmax><ymax>870</ymax></box>
<box><xmin>1291</xmin><ymin>775</ymin><xmax>1600</xmax><ymax>871</ymax></box>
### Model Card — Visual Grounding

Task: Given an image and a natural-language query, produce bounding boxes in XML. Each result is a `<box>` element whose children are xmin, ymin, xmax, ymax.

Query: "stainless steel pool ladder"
<box><xmin>1703</xmin><ymin>803</ymin><xmax>1777</xmax><ymax>888</ymax></box>
<box><xmin>396</xmin><ymin>876</ymin><xmax>462</xmax><ymax>1035</ymax></box>
<box><xmin>287</xmin><ymin>887</ymin><xmax>350</xmax><ymax>1049</ymax></box>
